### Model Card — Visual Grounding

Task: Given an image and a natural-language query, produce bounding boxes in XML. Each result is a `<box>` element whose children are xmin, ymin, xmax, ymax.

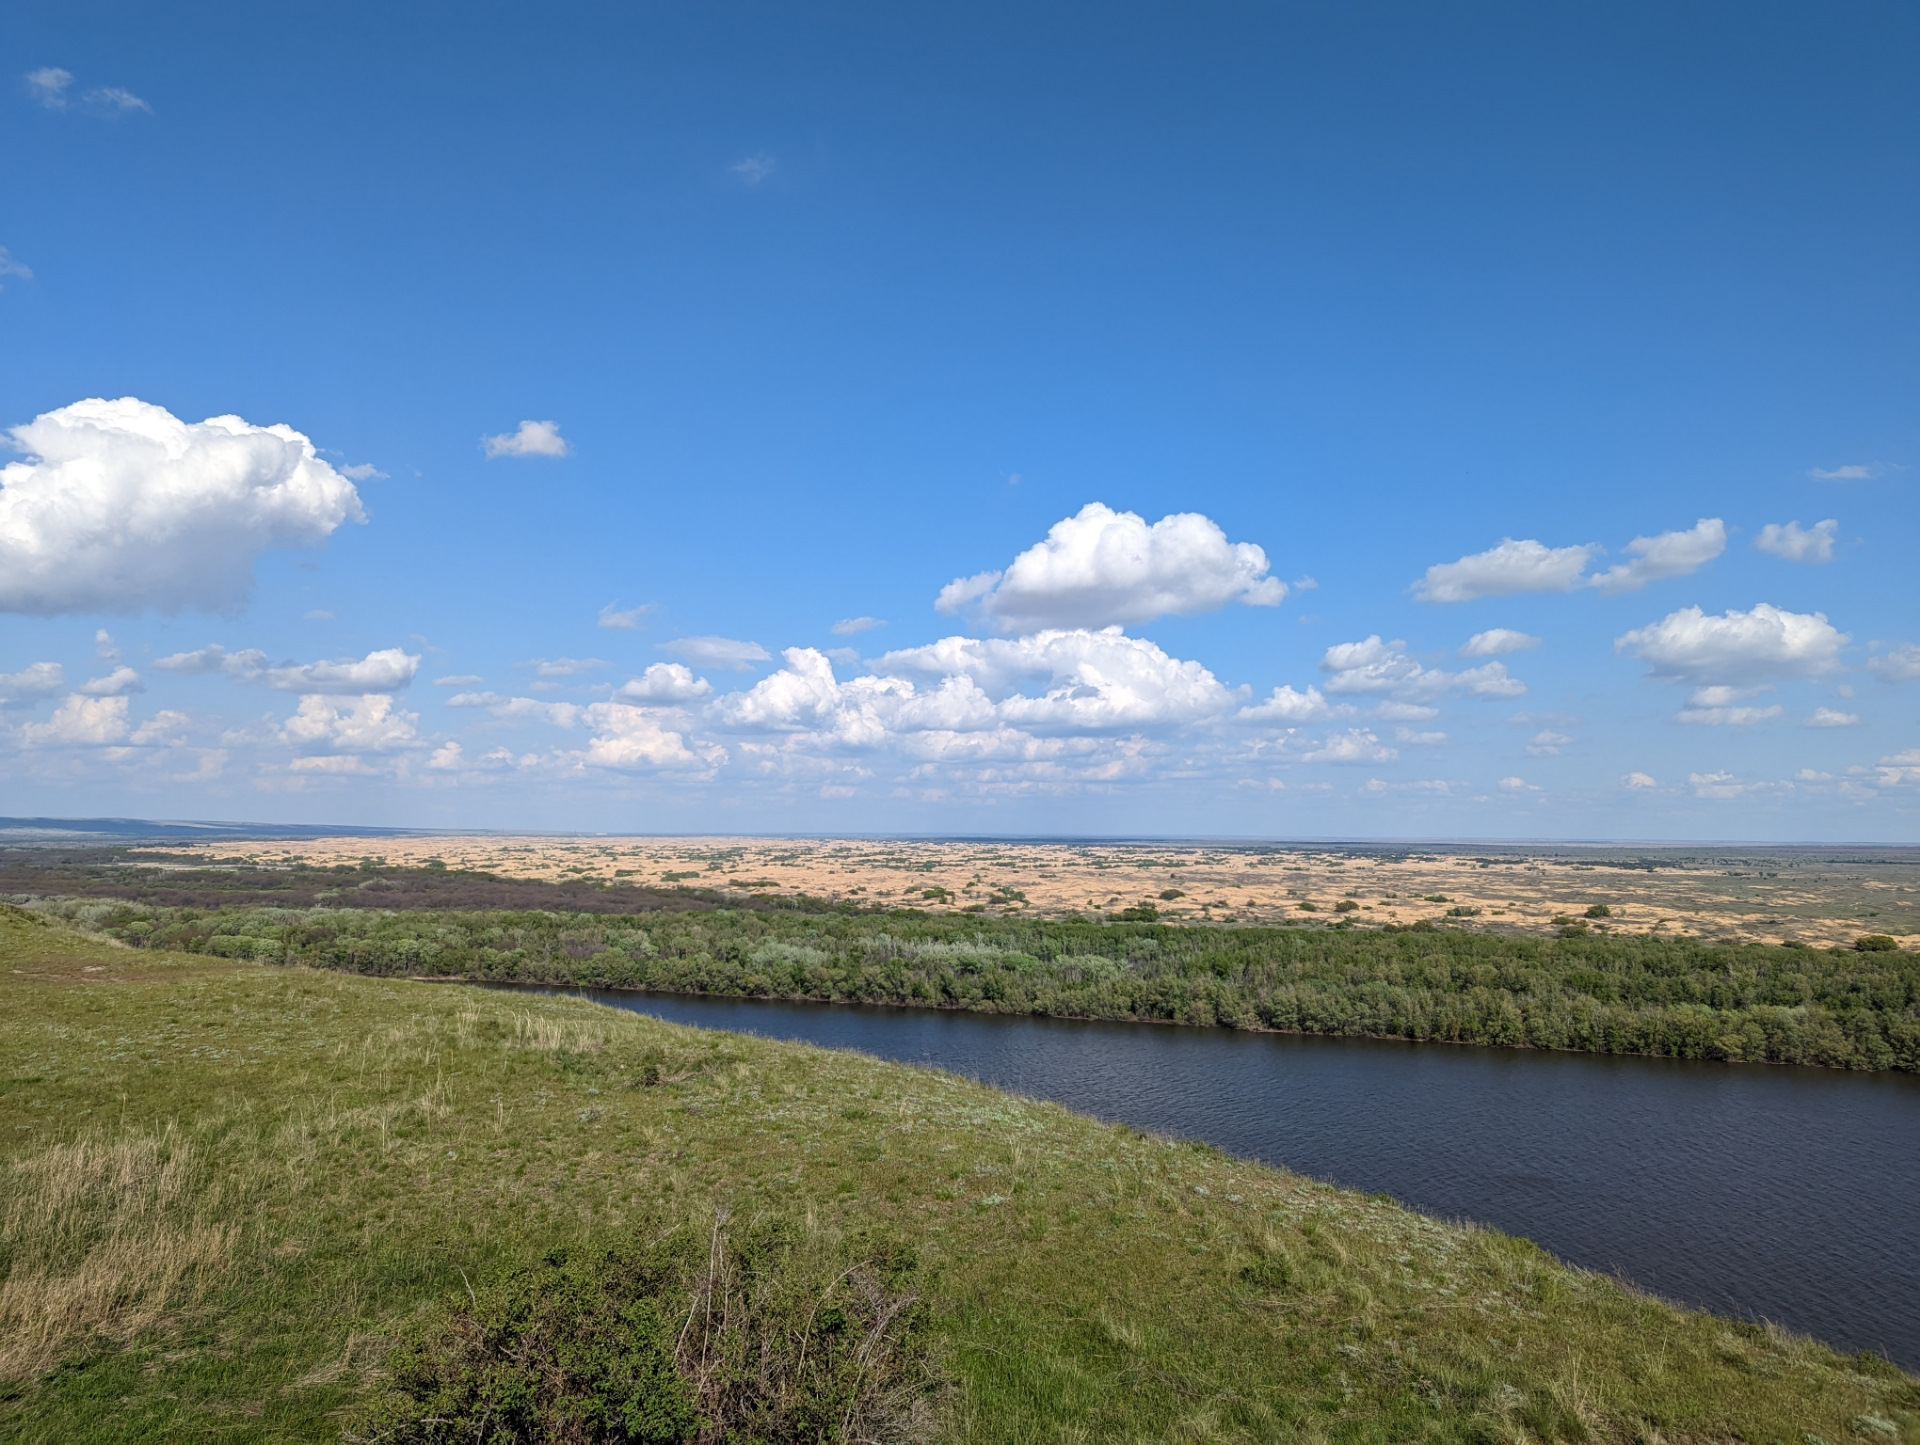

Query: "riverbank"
<box><xmin>28</xmin><ymin>894</ymin><xmax>1919</xmax><ymax>1071</ymax></box>
<box><xmin>2</xmin><ymin>909</ymin><xmax>1914</xmax><ymax>1442</ymax></box>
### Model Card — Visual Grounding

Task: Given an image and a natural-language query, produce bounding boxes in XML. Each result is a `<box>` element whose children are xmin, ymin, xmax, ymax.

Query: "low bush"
<box><xmin>354</xmin><ymin>1217</ymin><xmax>932</xmax><ymax>1444</ymax></box>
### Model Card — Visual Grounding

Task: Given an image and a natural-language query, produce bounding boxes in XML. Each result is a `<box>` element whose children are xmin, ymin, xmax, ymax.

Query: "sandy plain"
<box><xmin>155</xmin><ymin>835</ymin><xmax>1920</xmax><ymax>949</ymax></box>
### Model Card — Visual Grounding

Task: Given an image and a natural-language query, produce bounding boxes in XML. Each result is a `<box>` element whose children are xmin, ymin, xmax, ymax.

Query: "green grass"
<box><xmin>31</xmin><ymin>895</ymin><xmax>1920</xmax><ymax>1070</ymax></box>
<box><xmin>2</xmin><ymin>910</ymin><xmax>1915</xmax><ymax>1442</ymax></box>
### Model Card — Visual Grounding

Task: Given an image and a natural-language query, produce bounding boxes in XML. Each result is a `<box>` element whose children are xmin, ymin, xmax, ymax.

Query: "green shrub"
<box><xmin>1333</xmin><ymin>900</ymin><xmax>1359</xmax><ymax>914</ymax></box>
<box><xmin>360</xmin><ymin>1239</ymin><xmax>695</xmax><ymax>1444</ymax></box>
<box><xmin>356</xmin><ymin>1218</ymin><xmax>932</xmax><ymax>1444</ymax></box>
<box><xmin>1585</xmin><ymin>904</ymin><xmax>1613</xmax><ymax>919</ymax></box>
<box><xmin>1856</xmin><ymin>935</ymin><xmax>1899</xmax><ymax>952</ymax></box>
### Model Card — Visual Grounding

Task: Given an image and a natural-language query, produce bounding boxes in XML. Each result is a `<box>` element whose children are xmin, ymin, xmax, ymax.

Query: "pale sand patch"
<box><xmin>142</xmin><ymin>837</ymin><xmax>1919</xmax><ymax>949</ymax></box>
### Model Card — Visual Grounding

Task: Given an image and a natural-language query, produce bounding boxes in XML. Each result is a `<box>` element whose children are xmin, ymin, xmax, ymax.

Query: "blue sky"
<box><xmin>0</xmin><ymin>0</ymin><xmax>1915</xmax><ymax>838</ymax></box>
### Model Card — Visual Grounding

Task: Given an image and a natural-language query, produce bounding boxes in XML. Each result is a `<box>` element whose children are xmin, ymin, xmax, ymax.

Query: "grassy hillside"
<box><xmin>26</xmin><ymin>893</ymin><xmax>1920</xmax><ymax>1071</ymax></box>
<box><xmin>1</xmin><ymin>907</ymin><xmax>1915</xmax><ymax>1443</ymax></box>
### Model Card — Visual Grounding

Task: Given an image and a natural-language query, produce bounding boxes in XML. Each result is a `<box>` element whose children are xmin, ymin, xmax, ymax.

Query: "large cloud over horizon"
<box><xmin>937</xmin><ymin>503</ymin><xmax>1285</xmax><ymax>632</ymax></box>
<box><xmin>0</xmin><ymin>397</ymin><xmax>365</xmax><ymax>615</ymax></box>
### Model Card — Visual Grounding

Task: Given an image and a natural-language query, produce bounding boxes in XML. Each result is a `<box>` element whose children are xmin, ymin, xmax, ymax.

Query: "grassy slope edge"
<box><xmin>1</xmin><ymin>910</ymin><xmax>1914</xmax><ymax>1444</ymax></box>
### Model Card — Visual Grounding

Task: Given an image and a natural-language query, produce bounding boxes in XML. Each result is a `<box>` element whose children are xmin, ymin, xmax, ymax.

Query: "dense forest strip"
<box><xmin>19</xmin><ymin>894</ymin><xmax>1919</xmax><ymax>1072</ymax></box>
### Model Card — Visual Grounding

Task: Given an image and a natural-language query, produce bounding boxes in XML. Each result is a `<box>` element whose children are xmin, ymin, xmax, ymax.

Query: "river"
<box><xmin>502</xmin><ymin>985</ymin><xmax>1920</xmax><ymax>1369</ymax></box>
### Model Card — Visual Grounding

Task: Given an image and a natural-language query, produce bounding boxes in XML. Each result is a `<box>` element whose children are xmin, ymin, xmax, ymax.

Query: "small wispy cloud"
<box><xmin>1459</xmin><ymin>628</ymin><xmax>1540</xmax><ymax>658</ymax></box>
<box><xmin>831</xmin><ymin>616</ymin><xmax>885</xmax><ymax>637</ymax></box>
<box><xmin>482</xmin><ymin>419</ymin><xmax>569</xmax><ymax>458</ymax></box>
<box><xmin>731</xmin><ymin>153</ymin><xmax>776</xmax><ymax>185</ymax></box>
<box><xmin>599</xmin><ymin>601</ymin><xmax>656</xmax><ymax>630</ymax></box>
<box><xmin>26</xmin><ymin>67</ymin><xmax>150</xmax><ymax>114</ymax></box>
<box><xmin>1807</xmin><ymin>462</ymin><xmax>1899</xmax><ymax>482</ymax></box>
<box><xmin>0</xmin><ymin>246</ymin><xmax>31</xmax><ymax>289</ymax></box>
<box><xmin>524</xmin><ymin>657</ymin><xmax>606</xmax><ymax>679</ymax></box>
<box><xmin>340</xmin><ymin>462</ymin><xmax>387</xmax><ymax>482</ymax></box>
<box><xmin>90</xmin><ymin>86</ymin><xmax>150</xmax><ymax>113</ymax></box>
<box><xmin>26</xmin><ymin>68</ymin><xmax>72</xmax><ymax>107</ymax></box>
<box><xmin>659</xmin><ymin>636</ymin><xmax>771</xmax><ymax>671</ymax></box>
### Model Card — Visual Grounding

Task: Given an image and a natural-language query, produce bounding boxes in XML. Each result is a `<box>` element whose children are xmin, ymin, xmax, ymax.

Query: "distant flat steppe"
<box><xmin>157</xmin><ymin>835</ymin><xmax>1920</xmax><ymax>949</ymax></box>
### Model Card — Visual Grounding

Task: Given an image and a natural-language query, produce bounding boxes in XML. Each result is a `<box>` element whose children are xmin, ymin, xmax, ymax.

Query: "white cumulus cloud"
<box><xmin>1623</xmin><ymin>771</ymin><xmax>1658</xmax><ymax>789</ymax></box>
<box><xmin>0</xmin><ymin>397</ymin><xmax>365</xmax><ymax>614</ymax></box>
<box><xmin>1414</xmin><ymin>538</ymin><xmax>1595</xmax><ymax>603</ymax></box>
<box><xmin>876</xmin><ymin>629</ymin><xmax>1238</xmax><ymax>732</ymax></box>
<box><xmin>1806</xmin><ymin>707</ymin><xmax>1859</xmax><ymax>728</ymax></box>
<box><xmin>613</xmin><ymin>663</ymin><xmax>712</xmax><ymax>704</ymax></box>
<box><xmin>20</xmin><ymin>694</ymin><xmax>130</xmax><ymax>746</ymax></box>
<box><xmin>1756</xmin><ymin>519</ymin><xmax>1838</xmax><ymax>564</ymax></box>
<box><xmin>280</xmin><ymin>695</ymin><xmax>419</xmax><ymax>753</ymax></box>
<box><xmin>482</xmin><ymin>420</ymin><xmax>569</xmax><ymax>458</ymax></box>
<box><xmin>936</xmin><ymin>502</ymin><xmax>1284</xmax><ymax>632</ymax></box>
<box><xmin>1239</xmin><ymin>685</ymin><xmax>1338</xmax><ymax>723</ymax></box>
<box><xmin>1587</xmin><ymin>519</ymin><xmax>1725</xmax><ymax>594</ymax></box>
<box><xmin>1459</xmin><ymin>628</ymin><xmax>1541</xmax><ymax>657</ymax></box>
<box><xmin>577</xmin><ymin>703</ymin><xmax>724</xmax><ymax>772</ymax></box>
<box><xmin>1615</xmin><ymin>604</ymin><xmax>1848</xmax><ymax>685</ymax></box>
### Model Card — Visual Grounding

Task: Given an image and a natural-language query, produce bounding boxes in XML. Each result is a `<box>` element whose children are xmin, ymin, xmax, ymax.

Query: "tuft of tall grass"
<box><xmin>0</xmin><ymin>1126</ymin><xmax>240</xmax><ymax>1379</ymax></box>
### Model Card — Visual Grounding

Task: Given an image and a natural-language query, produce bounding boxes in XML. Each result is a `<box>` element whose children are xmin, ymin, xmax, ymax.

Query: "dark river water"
<box><xmin>507</xmin><ymin>986</ymin><xmax>1920</xmax><ymax>1369</ymax></box>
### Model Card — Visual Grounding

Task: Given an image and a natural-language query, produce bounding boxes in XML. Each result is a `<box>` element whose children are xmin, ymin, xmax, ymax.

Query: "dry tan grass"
<box><xmin>511</xmin><ymin>1009</ymin><xmax>608</xmax><ymax>1053</ymax></box>
<box><xmin>0</xmin><ymin>1127</ymin><xmax>239</xmax><ymax>1379</ymax></box>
